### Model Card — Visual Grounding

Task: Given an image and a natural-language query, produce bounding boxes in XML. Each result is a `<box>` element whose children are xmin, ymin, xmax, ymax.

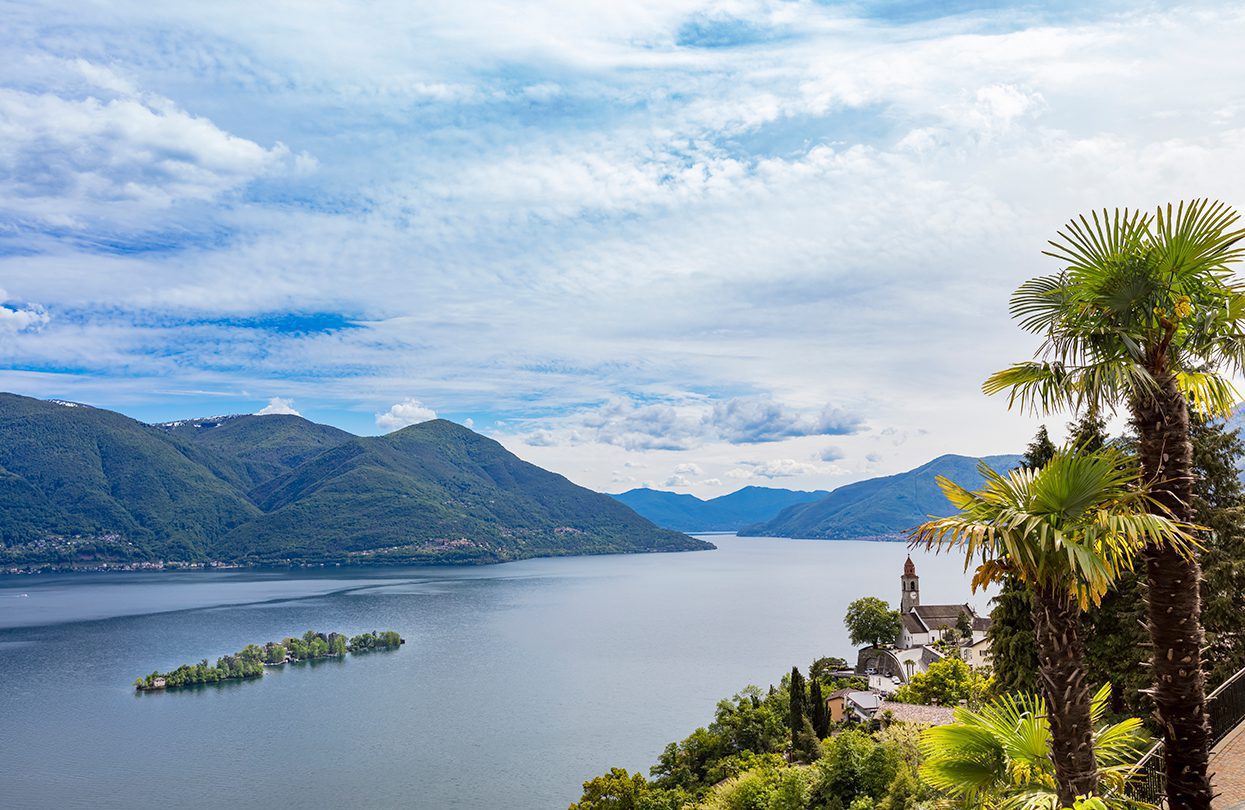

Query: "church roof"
<box><xmin>903</xmin><ymin>556</ymin><xmax>916</xmax><ymax>577</ymax></box>
<box><xmin>902</xmin><ymin>613</ymin><xmax>925</xmax><ymax>634</ymax></box>
<box><xmin>909</xmin><ymin>604</ymin><xmax>975</xmax><ymax>632</ymax></box>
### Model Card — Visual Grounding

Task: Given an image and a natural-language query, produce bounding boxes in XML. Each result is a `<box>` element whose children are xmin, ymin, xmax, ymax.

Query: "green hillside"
<box><xmin>0</xmin><ymin>394</ymin><xmax>709</xmax><ymax>567</ymax></box>
<box><xmin>742</xmin><ymin>453</ymin><xmax>1022</xmax><ymax>540</ymax></box>
<box><xmin>225</xmin><ymin>420</ymin><xmax>703</xmax><ymax>564</ymax></box>
<box><xmin>157</xmin><ymin>413</ymin><xmax>355</xmax><ymax>490</ymax></box>
<box><xmin>0</xmin><ymin>394</ymin><xmax>261</xmax><ymax>562</ymax></box>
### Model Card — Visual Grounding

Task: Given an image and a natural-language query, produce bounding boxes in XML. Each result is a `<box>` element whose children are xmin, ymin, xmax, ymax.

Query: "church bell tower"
<box><xmin>901</xmin><ymin>556</ymin><xmax>920</xmax><ymax>612</ymax></box>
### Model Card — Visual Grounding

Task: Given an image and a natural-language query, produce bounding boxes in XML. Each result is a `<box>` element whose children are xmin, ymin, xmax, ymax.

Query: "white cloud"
<box><xmin>0</xmin><ymin>59</ymin><xmax>306</xmax><ymax>229</ymax></box>
<box><xmin>376</xmin><ymin>397</ymin><xmax>438</xmax><ymax>430</ymax></box>
<box><xmin>819</xmin><ymin>446</ymin><xmax>845</xmax><ymax>462</ymax></box>
<box><xmin>255</xmin><ymin>396</ymin><xmax>300</xmax><ymax>416</ymax></box>
<box><xmin>463</xmin><ymin>417</ymin><xmax>475</xmax><ymax>428</ymax></box>
<box><xmin>751</xmin><ymin>459</ymin><xmax>819</xmax><ymax>479</ymax></box>
<box><xmin>672</xmin><ymin>462</ymin><xmax>703</xmax><ymax>476</ymax></box>
<box><xmin>0</xmin><ymin>290</ymin><xmax>49</xmax><ymax>334</ymax></box>
<box><xmin>517</xmin><ymin>395</ymin><xmax>863</xmax><ymax>450</ymax></box>
<box><xmin>711</xmin><ymin>399</ymin><xmax>863</xmax><ymax>444</ymax></box>
<box><xmin>6</xmin><ymin>2</ymin><xmax>1245</xmax><ymax>498</ymax></box>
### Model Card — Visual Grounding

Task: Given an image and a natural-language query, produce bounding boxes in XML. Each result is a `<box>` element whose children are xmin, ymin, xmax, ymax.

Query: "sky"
<box><xmin>3</xmin><ymin>0</ymin><xmax>1245</xmax><ymax>497</ymax></box>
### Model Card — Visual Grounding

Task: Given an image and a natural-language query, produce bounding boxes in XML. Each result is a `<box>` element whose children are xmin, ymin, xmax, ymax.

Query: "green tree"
<box><xmin>809</xmin><ymin>679</ymin><xmax>829</xmax><ymax>739</ymax></box>
<box><xmin>709</xmin><ymin>686</ymin><xmax>787</xmax><ymax>758</ymax></box>
<box><xmin>955</xmin><ymin>610</ymin><xmax>973</xmax><ymax>639</ymax></box>
<box><xmin>809</xmin><ymin>729</ymin><xmax>898</xmax><ymax>809</ymax></box>
<box><xmin>569</xmin><ymin>768</ymin><xmax>651</xmax><ymax>810</ymax></box>
<box><xmin>1192</xmin><ymin>413</ymin><xmax>1245</xmax><ymax>684</ymax></box>
<box><xmin>987</xmin><ymin>575</ymin><xmax>1036</xmax><ymax>696</ymax></box>
<box><xmin>1022</xmin><ymin>424</ymin><xmax>1057</xmax><ymax>469</ymax></box>
<box><xmin>809</xmin><ymin>657</ymin><xmax>849</xmax><ymax>683</ymax></box>
<box><xmin>788</xmin><ymin>668</ymin><xmax>820</xmax><ymax>763</ymax></box>
<box><xmin>919</xmin><ymin>686</ymin><xmax>1150</xmax><ymax>810</ymax></box>
<box><xmin>651</xmin><ymin>727</ymin><xmax>723</xmax><ymax>793</ymax></box>
<box><xmin>985</xmin><ymin>199</ymin><xmax>1245</xmax><ymax>807</ymax></box>
<box><xmin>890</xmin><ymin>657</ymin><xmax>987</xmax><ymax>707</ymax></box>
<box><xmin>844</xmin><ymin>597</ymin><xmax>901</xmax><ymax>649</ymax></box>
<box><xmin>910</xmin><ymin>446</ymin><xmax>1196</xmax><ymax>805</ymax></box>
<box><xmin>1080</xmin><ymin>570</ymin><xmax>1149</xmax><ymax>718</ymax></box>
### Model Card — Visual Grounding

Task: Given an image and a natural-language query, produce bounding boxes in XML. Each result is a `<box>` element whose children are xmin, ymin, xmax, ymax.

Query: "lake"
<box><xmin>0</xmin><ymin>536</ymin><xmax>990</xmax><ymax>809</ymax></box>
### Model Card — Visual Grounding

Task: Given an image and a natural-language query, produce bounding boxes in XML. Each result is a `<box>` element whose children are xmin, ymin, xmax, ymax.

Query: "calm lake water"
<box><xmin>0</xmin><ymin>536</ymin><xmax>989</xmax><ymax>809</ymax></box>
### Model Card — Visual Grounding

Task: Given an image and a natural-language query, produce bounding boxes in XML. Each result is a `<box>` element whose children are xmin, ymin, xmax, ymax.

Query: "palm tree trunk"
<box><xmin>1133</xmin><ymin>372</ymin><xmax>1214</xmax><ymax>809</ymax></box>
<box><xmin>1032</xmin><ymin>585</ymin><xmax>1099</xmax><ymax>805</ymax></box>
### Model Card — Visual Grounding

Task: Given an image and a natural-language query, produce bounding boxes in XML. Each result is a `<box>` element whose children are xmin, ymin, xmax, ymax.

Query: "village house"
<box><xmin>855</xmin><ymin>557</ymin><xmax>992</xmax><ymax>684</ymax></box>
<box><xmin>825</xmin><ymin>688</ymin><xmax>854</xmax><ymax>724</ymax></box>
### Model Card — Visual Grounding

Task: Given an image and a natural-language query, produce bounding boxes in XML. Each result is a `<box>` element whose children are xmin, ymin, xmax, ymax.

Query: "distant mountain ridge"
<box><xmin>0</xmin><ymin>394</ymin><xmax>709</xmax><ymax>567</ymax></box>
<box><xmin>742</xmin><ymin>453</ymin><xmax>1023</xmax><ymax>540</ymax></box>
<box><xmin>610</xmin><ymin>486</ymin><xmax>830</xmax><ymax>532</ymax></box>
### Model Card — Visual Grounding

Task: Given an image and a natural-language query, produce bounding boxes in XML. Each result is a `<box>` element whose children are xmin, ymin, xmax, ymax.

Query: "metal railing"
<box><xmin>1127</xmin><ymin>664</ymin><xmax>1245</xmax><ymax>806</ymax></box>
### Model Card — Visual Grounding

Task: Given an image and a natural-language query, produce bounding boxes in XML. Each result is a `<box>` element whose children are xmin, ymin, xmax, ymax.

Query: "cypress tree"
<box><xmin>987</xmin><ymin>576</ymin><xmax>1038</xmax><ymax>695</ymax></box>
<box><xmin>809</xmin><ymin>679</ymin><xmax>829</xmax><ymax>739</ymax></box>
<box><xmin>1067</xmin><ymin>410</ymin><xmax>1107</xmax><ymax>452</ymax></box>
<box><xmin>789</xmin><ymin>666</ymin><xmax>806</xmax><ymax>747</ymax></box>
<box><xmin>1022</xmin><ymin>425</ymin><xmax>1056</xmax><ymax>469</ymax></box>
<box><xmin>788</xmin><ymin>667</ymin><xmax>821</xmax><ymax>760</ymax></box>
<box><xmin>1081</xmin><ymin>570</ymin><xmax>1149</xmax><ymax>716</ymax></box>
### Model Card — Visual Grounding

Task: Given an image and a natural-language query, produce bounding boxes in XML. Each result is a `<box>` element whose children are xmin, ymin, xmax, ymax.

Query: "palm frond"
<box><xmin>1042</xmin><ymin>208</ymin><xmax>1151</xmax><ymax>273</ymax></box>
<box><xmin>1175</xmin><ymin>369</ymin><xmax>1240</xmax><ymax>417</ymax></box>
<box><xmin>910</xmin><ymin>446</ymin><xmax>1199</xmax><ymax>607</ymax></box>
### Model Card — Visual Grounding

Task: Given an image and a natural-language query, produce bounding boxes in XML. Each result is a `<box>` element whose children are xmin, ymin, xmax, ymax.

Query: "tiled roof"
<box><xmin>902</xmin><ymin>613</ymin><xmax>925</xmax><ymax>634</ymax></box>
<box><xmin>912</xmin><ymin>604</ymin><xmax>973</xmax><ymax>626</ymax></box>
<box><xmin>877</xmin><ymin>701</ymin><xmax>956</xmax><ymax>726</ymax></box>
<box><xmin>972</xmin><ymin>616</ymin><xmax>992</xmax><ymax>631</ymax></box>
<box><xmin>827</xmin><ymin>688</ymin><xmax>855</xmax><ymax>700</ymax></box>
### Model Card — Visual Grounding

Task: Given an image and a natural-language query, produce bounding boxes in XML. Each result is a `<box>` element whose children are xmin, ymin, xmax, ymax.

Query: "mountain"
<box><xmin>0</xmin><ymin>394</ymin><xmax>261</xmax><ymax>559</ymax></box>
<box><xmin>157</xmin><ymin>413</ymin><xmax>355</xmax><ymax>490</ymax></box>
<box><xmin>0</xmin><ymin>394</ymin><xmax>709</xmax><ymax>567</ymax></box>
<box><xmin>222</xmin><ymin>420</ymin><xmax>708</xmax><ymax>563</ymax></box>
<box><xmin>742</xmin><ymin>453</ymin><xmax>1023</xmax><ymax>540</ymax></box>
<box><xmin>611</xmin><ymin>486</ymin><xmax>830</xmax><ymax>532</ymax></box>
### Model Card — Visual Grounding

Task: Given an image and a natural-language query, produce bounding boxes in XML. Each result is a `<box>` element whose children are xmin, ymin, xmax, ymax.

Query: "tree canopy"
<box><xmin>843</xmin><ymin>597</ymin><xmax>901</xmax><ymax>648</ymax></box>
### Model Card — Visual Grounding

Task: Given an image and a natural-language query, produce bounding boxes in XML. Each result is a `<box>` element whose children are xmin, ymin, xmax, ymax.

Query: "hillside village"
<box><xmin>836</xmin><ymin>557</ymin><xmax>992</xmax><ymax>726</ymax></box>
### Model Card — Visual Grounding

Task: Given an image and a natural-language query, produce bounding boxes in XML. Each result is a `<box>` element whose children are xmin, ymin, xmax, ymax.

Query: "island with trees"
<box><xmin>134</xmin><ymin>629</ymin><xmax>404</xmax><ymax>691</ymax></box>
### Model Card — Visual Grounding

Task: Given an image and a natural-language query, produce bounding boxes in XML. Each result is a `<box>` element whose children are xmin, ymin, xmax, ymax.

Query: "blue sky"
<box><xmin>3</xmin><ymin>0</ymin><xmax>1244</xmax><ymax>495</ymax></box>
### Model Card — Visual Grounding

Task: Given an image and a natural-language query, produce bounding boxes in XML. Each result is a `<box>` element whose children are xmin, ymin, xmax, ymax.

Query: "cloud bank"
<box><xmin>3</xmin><ymin>1</ymin><xmax>1244</xmax><ymax>495</ymax></box>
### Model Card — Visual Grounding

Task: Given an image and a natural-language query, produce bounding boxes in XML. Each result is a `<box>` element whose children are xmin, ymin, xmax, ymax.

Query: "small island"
<box><xmin>135</xmin><ymin>629</ymin><xmax>404</xmax><ymax>691</ymax></box>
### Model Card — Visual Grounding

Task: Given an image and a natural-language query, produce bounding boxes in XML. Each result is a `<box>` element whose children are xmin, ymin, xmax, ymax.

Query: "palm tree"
<box><xmin>919</xmin><ymin>685</ymin><xmax>1153</xmax><ymax>810</ymax></box>
<box><xmin>909</xmin><ymin>447</ymin><xmax>1195</xmax><ymax>806</ymax></box>
<box><xmin>984</xmin><ymin>199</ymin><xmax>1245</xmax><ymax>808</ymax></box>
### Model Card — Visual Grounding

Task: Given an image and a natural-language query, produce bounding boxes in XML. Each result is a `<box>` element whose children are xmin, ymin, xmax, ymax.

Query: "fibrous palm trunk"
<box><xmin>1032</xmin><ymin>586</ymin><xmax>1099</xmax><ymax>805</ymax></box>
<box><xmin>1133</xmin><ymin>370</ymin><xmax>1214</xmax><ymax>810</ymax></box>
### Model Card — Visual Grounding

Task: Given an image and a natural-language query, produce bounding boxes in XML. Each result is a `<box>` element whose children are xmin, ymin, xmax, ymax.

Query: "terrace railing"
<box><xmin>1127</xmin><ymin>663</ymin><xmax>1245</xmax><ymax>806</ymax></box>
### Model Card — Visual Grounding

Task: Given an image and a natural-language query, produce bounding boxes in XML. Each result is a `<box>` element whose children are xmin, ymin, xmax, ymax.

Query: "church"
<box><xmin>854</xmin><ymin>556</ymin><xmax>992</xmax><ymax>686</ymax></box>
